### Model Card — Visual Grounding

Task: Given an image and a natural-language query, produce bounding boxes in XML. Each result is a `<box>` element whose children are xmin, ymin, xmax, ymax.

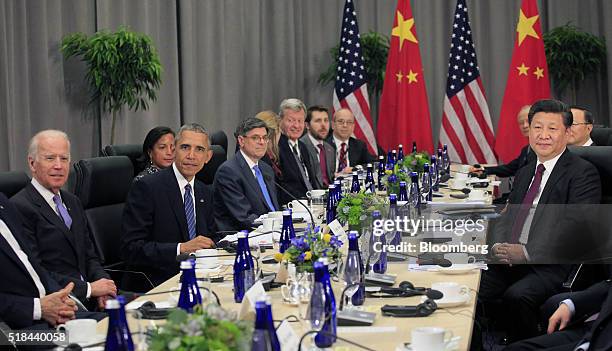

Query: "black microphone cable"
<box><xmin>297</xmin><ymin>330</ymin><xmax>376</xmax><ymax>351</ymax></box>
<box><xmin>273</xmin><ymin>179</ymin><xmax>316</xmax><ymax>225</ymax></box>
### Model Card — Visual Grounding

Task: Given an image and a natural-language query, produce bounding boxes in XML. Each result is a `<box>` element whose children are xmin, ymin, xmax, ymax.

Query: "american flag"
<box><xmin>439</xmin><ymin>0</ymin><xmax>496</xmax><ymax>164</ymax></box>
<box><xmin>332</xmin><ymin>0</ymin><xmax>377</xmax><ymax>155</ymax></box>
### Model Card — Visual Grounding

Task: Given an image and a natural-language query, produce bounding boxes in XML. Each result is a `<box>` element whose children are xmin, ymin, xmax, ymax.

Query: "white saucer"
<box><xmin>397</xmin><ymin>337</ymin><xmax>460</xmax><ymax>351</ymax></box>
<box><xmin>429</xmin><ymin>264</ymin><xmax>479</xmax><ymax>274</ymax></box>
<box><xmin>55</xmin><ymin>334</ymin><xmax>105</xmax><ymax>347</ymax></box>
<box><xmin>423</xmin><ymin>293</ymin><xmax>470</xmax><ymax>308</ymax></box>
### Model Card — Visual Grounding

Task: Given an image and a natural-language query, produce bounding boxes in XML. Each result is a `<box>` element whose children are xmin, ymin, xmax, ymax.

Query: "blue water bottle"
<box><xmin>364</xmin><ymin>164</ymin><xmax>375</xmax><ymax>193</ymax></box>
<box><xmin>397</xmin><ymin>144</ymin><xmax>404</xmax><ymax>162</ymax></box>
<box><xmin>422</xmin><ymin>163</ymin><xmax>433</xmax><ymax>202</ymax></box>
<box><xmin>350</xmin><ymin>171</ymin><xmax>360</xmax><ymax>193</ymax></box>
<box><xmin>265</xmin><ymin>296</ymin><xmax>281</xmax><ymax>351</ymax></box>
<box><xmin>409</xmin><ymin>172</ymin><xmax>421</xmax><ymax>216</ymax></box>
<box><xmin>234</xmin><ymin>231</ymin><xmax>254</xmax><ymax>302</ymax></box>
<box><xmin>398</xmin><ymin>181</ymin><xmax>408</xmax><ymax>202</ymax></box>
<box><xmin>251</xmin><ymin>300</ymin><xmax>273</xmax><ymax>351</ymax></box>
<box><xmin>371</xmin><ymin>210</ymin><xmax>387</xmax><ymax>274</ymax></box>
<box><xmin>443</xmin><ymin>144</ymin><xmax>451</xmax><ymax>174</ymax></box>
<box><xmin>386</xmin><ymin>150</ymin><xmax>395</xmax><ymax>170</ymax></box>
<box><xmin>279</xmin><ymin>210</ymin><xmax>293</xmax><ymax>253</ymax></box>
<box><xmin>388</xmin><ymin>194</ymin><xmax>401</xmax><ymax>246</ymax></box>
<box><xmin>348</xmin><ymin>231</ymin><xmax>366</xmax><ymax>306</ymax></box>
<box><xmin>115</xmin><ymin>296</ymin><xmax>134</xmax><ymax>351</ymax></box>
<box><xmin>326</xmin><ymin>185</ymin><xmax>336</xmax><ymax>224</ymax></box>
<box><xmin>430</xmin><ymin>155</ymin><xmax>439</xmax><ymax>191</ymax></box>
<box><xmin>177</xmin><ymin>259</ymin><xmax>202</xmax><ymax>312</ymax></box>
<box><xmin>314</xmin><ymin>259</ymin><xmax>337</xmax><ymax>348</ymax></box>
<box><xmin>104</xmin><ymin>299</ymin><xmax>134</xmax><ymax>351</ymax></box>
<box><xmin>377</xmin><ymin>156</ymin><xmax>386</xmax><ymax>191</ymax></box>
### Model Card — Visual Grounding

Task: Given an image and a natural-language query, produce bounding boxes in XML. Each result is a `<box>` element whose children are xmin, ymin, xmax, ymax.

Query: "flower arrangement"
<box><xmin>149</xmin><ymin>304</ymin><xmax>252</xmax><ymax>351</ymax></box>
<box><xmin>336</xmin><ymin>191</ymin><xmax>387</xmax><ymax>226</ymax></box>
<box><xmin>274</xmin><ymin>226</ymin><xmax>342</xmax><ymax>272</ymax></box>
<box><xmin>401</xmin><ymin>151</ymin><xmax>430</xmax><ymax>173</ymax></box>
<box><xmin>382</xmin><ymin>165</ymin><xmax>409</xmax><ymax>196</ymax></box>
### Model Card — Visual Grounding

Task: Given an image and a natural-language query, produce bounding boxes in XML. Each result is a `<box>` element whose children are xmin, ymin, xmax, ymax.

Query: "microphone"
<box><xmin>273</xmin><ymin>180</ymin><xmax>316</xmax><ymax>225</ymax></box>
<box><xmin>364</xmin><ymin>248</ymin><xmax>452</xmax><ymax>272</ymax></box>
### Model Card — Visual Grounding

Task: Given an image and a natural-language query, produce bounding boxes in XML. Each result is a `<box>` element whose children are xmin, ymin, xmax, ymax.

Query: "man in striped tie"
<box><xmin>213</xmin><ymin>118</ymin><xmax>280</xmax><ymax>232</ymax></box>
<box><xmin>122</xmin><ymin>123</ymin><xmax>217</xmax><ymax>290</ymax></box>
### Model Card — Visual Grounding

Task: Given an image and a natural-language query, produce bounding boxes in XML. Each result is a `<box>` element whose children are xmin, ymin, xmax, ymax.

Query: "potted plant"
<box><xmin>543</xmin><ymin>23</ymin><xmax>606</xmax><ymax>103</ymax></box>
<box><xmin>148</xmin><ymin>304</ymin><xmax>252</xmax><ymax>351</ymax></box>
<box><xmin>61</xmin><ymin>26</ymin><xmax>162</xmax><ymax>144</ymax></box>
<box><xmin>319</xmin><ymin>31</ymin><xmax>389</xmax><ymax>114</ymax></box>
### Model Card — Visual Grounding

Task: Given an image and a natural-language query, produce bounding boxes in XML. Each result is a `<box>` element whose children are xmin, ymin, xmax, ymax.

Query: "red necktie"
<box><xmin>317</xmin><ymin>144</ymin><xmax>330</xmax><ymax>186</ymax></box>
<box><xmin>337</xmin><ymin>142</ymin><xmax>347</xmax><ymax>172</ymax></box>
<box><xmin>510</xmin><ymin>164</ymin><xmax>546</xmax><ymax>243</ymax></box>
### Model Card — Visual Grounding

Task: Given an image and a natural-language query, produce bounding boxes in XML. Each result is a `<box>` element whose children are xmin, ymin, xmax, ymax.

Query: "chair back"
<box><xmin>210</xmin><ymin>130</ymin><xmax>228</xmax><ymax>157</ymax></box>
<box><xmin>590</xmin><ymin>128</ymin><xmax>612</xmax><ymax>146</ymax></box>
<box><xmin>196</xmin><ymin>144</ymin><xmax>226</xmax><ymax>185</ymax></box>
<box><xmin>102</xmin><ymin>144</ymin><xmax>143</xmax><ymax>175</ymax></box>
<box><xmin>569</xmin><ymin>146</ymin><xmax>612</xmax><ymax>204</ymax></box>
<box><xmin>73</xmin><ymin>156</ymin><xmax>133</xmax><ymax>266</ymax></box>
<box><xmin>0</xmin><ymin>171</ymin><xmax>30</xmax><ymax>198</ymax></box>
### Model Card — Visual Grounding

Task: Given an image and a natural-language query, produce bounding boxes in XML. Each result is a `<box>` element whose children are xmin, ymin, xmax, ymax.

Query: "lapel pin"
<box><xmin>199</xmin><ymin>199</ymin><xmax>204</xmax><ymax>203</ymax></box>
<box><xmin>0</xmin><ymin>205</ymin><xmax>4</xmax><ymax>210</ymax></box>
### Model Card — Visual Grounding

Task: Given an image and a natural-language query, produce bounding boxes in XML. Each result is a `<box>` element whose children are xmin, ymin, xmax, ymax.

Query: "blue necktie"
<box><xmin>184</xmin><ymin>184</ymin><xmax>196</xmax><ymax>239</ymax></box>
<box><xmin>253</xmin><ymin>165</ymin><xmax>276</xmax><ymax>211</ymax></box>
<box><xmin>52</xmin><ymin>194</ymin><xmax>72</xmax><ymax>229</ymax></box>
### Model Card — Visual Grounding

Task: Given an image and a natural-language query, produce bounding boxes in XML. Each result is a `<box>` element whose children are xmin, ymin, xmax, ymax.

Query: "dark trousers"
<box><xmin>504</xmin><ymin>325</ymin><xmax>587</xmax><ymax>351</ymax></box>
<box><xmin>477</xmin><ymin>264</ymin><xmax>565</xmax><ymax>341</ymax></box>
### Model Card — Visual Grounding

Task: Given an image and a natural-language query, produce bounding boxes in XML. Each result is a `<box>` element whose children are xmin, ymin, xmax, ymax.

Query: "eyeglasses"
<box><xmin>571</xmin><ymin>122</ymin><xmax>592</xmax><ymax>126</ymax></box>
<box><xmin>334</xmin><ymin>120</ymin><xmax>354</xmax><ymax>126</ymax></box>
<box><xmin>244</xmin><ymin>135</ymin><xmax>270</xmax><ymax>143</ymax></box>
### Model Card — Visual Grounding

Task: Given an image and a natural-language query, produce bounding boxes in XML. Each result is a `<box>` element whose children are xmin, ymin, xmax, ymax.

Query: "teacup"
<box><xmin>195</xmin><ymin>248</ymin><xmax>219</xmax><ymax>269</ymax></box>
<box><xmin>411</xmin><ymin>327</ymin><xmax>454</xmax><ymax>351</ymax></box>
<box><xmin>56</xmin><ymin>319</ymin><xmax>97</xmax><ymax>344</ymax></box>
<box><xmin>444</xmin><ymin>252</ymin><xmax>476</xmax><ymax>264</ymax></box>
<box><xmin>448</xmin><ymin>178</ymin><xmax>467</xmax><ymax>189</ymax></box>
<box><xmin>431</xmin><ymin>282</ymin><xmax>469</xmax><ymax>300</ymax></box>
<box><xmin>287</xmin><ymin>199</ymin><xmax>308</xmax><ymax>211</ymax></box>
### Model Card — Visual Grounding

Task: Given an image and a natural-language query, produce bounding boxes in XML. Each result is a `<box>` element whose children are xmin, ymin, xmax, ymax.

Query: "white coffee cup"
<box><xmin>306</xmin><ymin>189</ymin><xmax>326</xmax><ymax>198</ymax></box>
<box><xmin>411</xmin><ymin>326</ymin><xmax>453</xmax><ymax>351</ymax></box>
<box><xmin>287</xmin><ymin>199</ymin><xmax>307</xmax><ymax>211</ymax></box>
<box><xmin>444</xmin><ymin>252</ymin><xmax>476</xmax><ymax>264</ymax></box>
<box><xmin>262</xmin><ymin>218</ymin><xmax>276</xmax><ymax>232</ymax></box>
<box><xmin>448</xmin><ymin>178</ymin><xmax>467</xmax><ymax>189</ymax></box>
<box><xmin>195</xmin><ymin>248</ymin><xmax>219</xmax><ymax>269</ymax></box>
<box><xmin>56</xmin><ymin>319</ymin><xmax>97</xmax><ymax>343</ymax></box>
<box><xmin>431</xmin><ymin>282</ymin><xmax>469</xmax><ymax>300</ymax></box>
<box><xmin>469</xmin><ymin>189</ymin><xmax>486</xmax><ymax>200</ymax></box>
<box><xmin>268</xmin><ymin>211</ymin><xmax>285</xmax><ymax>219</ymax></box>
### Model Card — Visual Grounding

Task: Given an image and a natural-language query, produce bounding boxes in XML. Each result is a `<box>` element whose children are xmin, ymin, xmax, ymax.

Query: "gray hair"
<box><xmin>176</xmin><ymin>123</ymin><xmax>209</xmax><ymax>144</ymax></box>
<box><xmin>279</xmin><ymin>98</ymin><xmax>306</xmax><ymax>118</ymax></box>
<box><xmin>234</xmin><ymin>118</ymin><xmax>269</xmax><ymax>138</ymax></box>
<box><xmin>28</xmin><ymin>130</ymin><xmax>71</xmax><ymax>159</ymax></box>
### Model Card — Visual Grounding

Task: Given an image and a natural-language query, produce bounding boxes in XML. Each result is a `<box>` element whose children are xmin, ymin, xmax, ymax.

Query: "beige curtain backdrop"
<box><xmin>1</xmin><ymin>0</ymin><xmax>611</xmax><ymax>171</ymax></box>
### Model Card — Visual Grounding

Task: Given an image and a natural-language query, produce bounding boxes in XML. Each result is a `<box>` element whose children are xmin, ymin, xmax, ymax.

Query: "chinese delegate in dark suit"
<box><xmin>507</xmin><ymin>279</ymin><xmax>612</xmax><ymax>351</ymax></box>
<box><xmin>121</xmin><ymin>167</ymin><xmax>215</xmax><ymax>288</ymax></box>
<box><xmin>213</xmin><ymin>151</ymin><xmax>279</xmax><ymax>232</ymax></box>
<box><xmin>277</xmin><ymin>133</ymin><xmax>316</xmax><ymax>205</ymax></box>
<box><xmin>11</xmin><ymin>184</ymin><xmax>109</xmax><ymax>302</ymax></box>
<box><xmin>0</xmin><ymin>193</ymin><xmax>61</xmax><ymax>329</ymax></box>
<box><xmin>484</xmin><ymin>145</ymin><xmax>535</xmax><ymax>178</ymax></box>
<box><xmin>300</xmin><ymin>135</ymin><xmax>335</xmax><ymax>188</ymax></box>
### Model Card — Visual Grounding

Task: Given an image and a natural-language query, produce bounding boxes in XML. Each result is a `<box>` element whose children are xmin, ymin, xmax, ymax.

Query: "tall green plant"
<box><xmin>544</xmin><ymin>23</ymin><xmax>606</xmax><ymax>103</ymax></box>
<box><xmin>61</xmin><ymin>27</ymin><xmax>162</xmax><ymax>144</ymax></box>
<box><xmin>319</xmin><ymin>31</ymin><xmax>389</xmax><ymax>103</ymax></box>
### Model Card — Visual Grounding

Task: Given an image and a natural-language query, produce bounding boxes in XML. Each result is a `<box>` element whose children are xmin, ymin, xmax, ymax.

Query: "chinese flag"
<box><xmin>495</xmin><ymin>0</ymin><xmax>550</xmax><ymax>163</ymax></box>
<box><xmin>376</xmin><ymin>0</ymin><xmax>433</xmax><ymax>154</ymax></box>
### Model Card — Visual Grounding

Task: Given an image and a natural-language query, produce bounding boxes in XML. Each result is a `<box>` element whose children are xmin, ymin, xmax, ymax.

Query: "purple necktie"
<box><xmin>52</xmin><ymin>194</ymin><xmax>72</xmax><ymax>229</ymax></box>
<box><xmin>509</xmin><ymin>164</ymin><xmax>546</xmax><ymax>243</ymax></box>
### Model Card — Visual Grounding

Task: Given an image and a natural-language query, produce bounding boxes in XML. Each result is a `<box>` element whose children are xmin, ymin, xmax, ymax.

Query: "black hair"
<box><xmin>306</xmin><ymin>105</ymin><xmax>329</xmax><ymax>124</ymax></box>
<box><xmin>528</xmin><ymin>99</ymin><xmax>573</xmax><ymax>128</ymax></box>
<box><xmin>569</xmin><ymin>105</ymin><xmax>594</xmax><ymax>124</ymax></box>
<box><xmin>234</xmin><ymin>117</ymin><xmax>269</xmax><ymax>139</ymax></box>
<box><xmin>140</xmin><ymin>126</ymin><xmax>175</xmax><ymax>164</ymax></box>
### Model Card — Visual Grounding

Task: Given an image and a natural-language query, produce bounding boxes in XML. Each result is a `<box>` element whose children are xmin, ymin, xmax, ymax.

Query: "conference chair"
<box><xmin>196</xmin><ymin>144</ymin><xmax>227</xmax><ymax>185</ymax></box>
<box><xmin>101</xmin><ymin>144</ymin><xmax>143</xmax><ymax>176</ymax></box>
<box><xmin>210</xmin><ymin>130</ymin><xmax>228</xmax><ymax>157</ymax></box>
<box><xmin>73</xmin><ymin>156</ymin><xmax>153</xmax><ymax>290</ymax></box>
<box><xmin>590</xmin><ymin>127</ymin><xmax>612</xmax><ymax>146</ymax></box>
<box><xmin>0</xmin><ymin>171</ymin><xmax>29</xmax><ymax>198</ymax></box>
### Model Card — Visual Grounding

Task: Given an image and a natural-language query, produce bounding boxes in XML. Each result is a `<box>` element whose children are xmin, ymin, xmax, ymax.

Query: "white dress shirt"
<box><xmin>518</xmin><ymin>149</ymin><xmax>565</xmax><ymax>257</ymax></box>
<box><xmin>173</xmin><ymin>163</ymin><xmax>196</xmax><ymax>255</ymax></box>
<box><xmin>0</xmin><ymin>218</ymin><xmax>46</xmax><ymax>320</ymax></box>
<box><xmin>240</xmin><ymin>150</ymin><xmax>259</xmax><ymax>177</ymax></box>
<box><xmin>31</xmin><ymin>178</ymin><xmax>92</xmax><ymax>298</ymax></box>
<box><xmin>288</xmin><ymin>139</ymin><xmax>302</xmax><ymax>160</ymax></box>
<box><xmin>332</xmin><ymin>135</ymin><xmax>350</xmax><ymax>171</ymax></box>
<box><xmin>582</xmin><ymin>138</ymin><xmax>594</xmax><ymax>146</ymax></box>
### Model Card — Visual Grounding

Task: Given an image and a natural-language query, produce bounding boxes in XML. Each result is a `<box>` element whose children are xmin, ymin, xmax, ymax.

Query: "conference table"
<box><xmin>96</xmin><ymin>166</ymin><xmax>495</xmax><ymax>350</ymax></box>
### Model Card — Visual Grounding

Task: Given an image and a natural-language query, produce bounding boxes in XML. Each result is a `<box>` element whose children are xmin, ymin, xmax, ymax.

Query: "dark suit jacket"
<box><xmin>0</xmin><ymin>193</ymin><xmax>60</xmax><ymax>329</ymax></box>
<box><xmin>213</xmin><ymin>152</ymin><xmax>280</xmax><ymax>232</ymax></box>
<box><xmin>571</xmin><ymin>279</ymin><xmax>612</xmax><ymax>349</ymax></box>
<box><xmin>327</xmin><ymin>135</ymin><xmax>376</xmax><ymax>169</ymax></box>
<box><xmin>492</xmin><ymin>149</ymin><xmax>601</xmax><ymax>264</ymax></box>
<box><xmin>277</xmin><ymin>134</ymin><xmax>317</xmax><ymax>205</ymax></box>
<box><xmin>300</xmin><ymin>134</ymin><xmax>335</xmax><ymax>188</ymax></box>
<box><xmin>11</xmin><ymin>184</ymin><xmax>108</xmax><ymax>301</ymax></box>
<box><xmin>121</xmin><ymin>167</ymin><xmax>215</xmax><ymax>288</ymax></box>
<box><xmin>485</xmin><ymin>145</ymin><xmax>536</xmax><ymax>178</ymax></box>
